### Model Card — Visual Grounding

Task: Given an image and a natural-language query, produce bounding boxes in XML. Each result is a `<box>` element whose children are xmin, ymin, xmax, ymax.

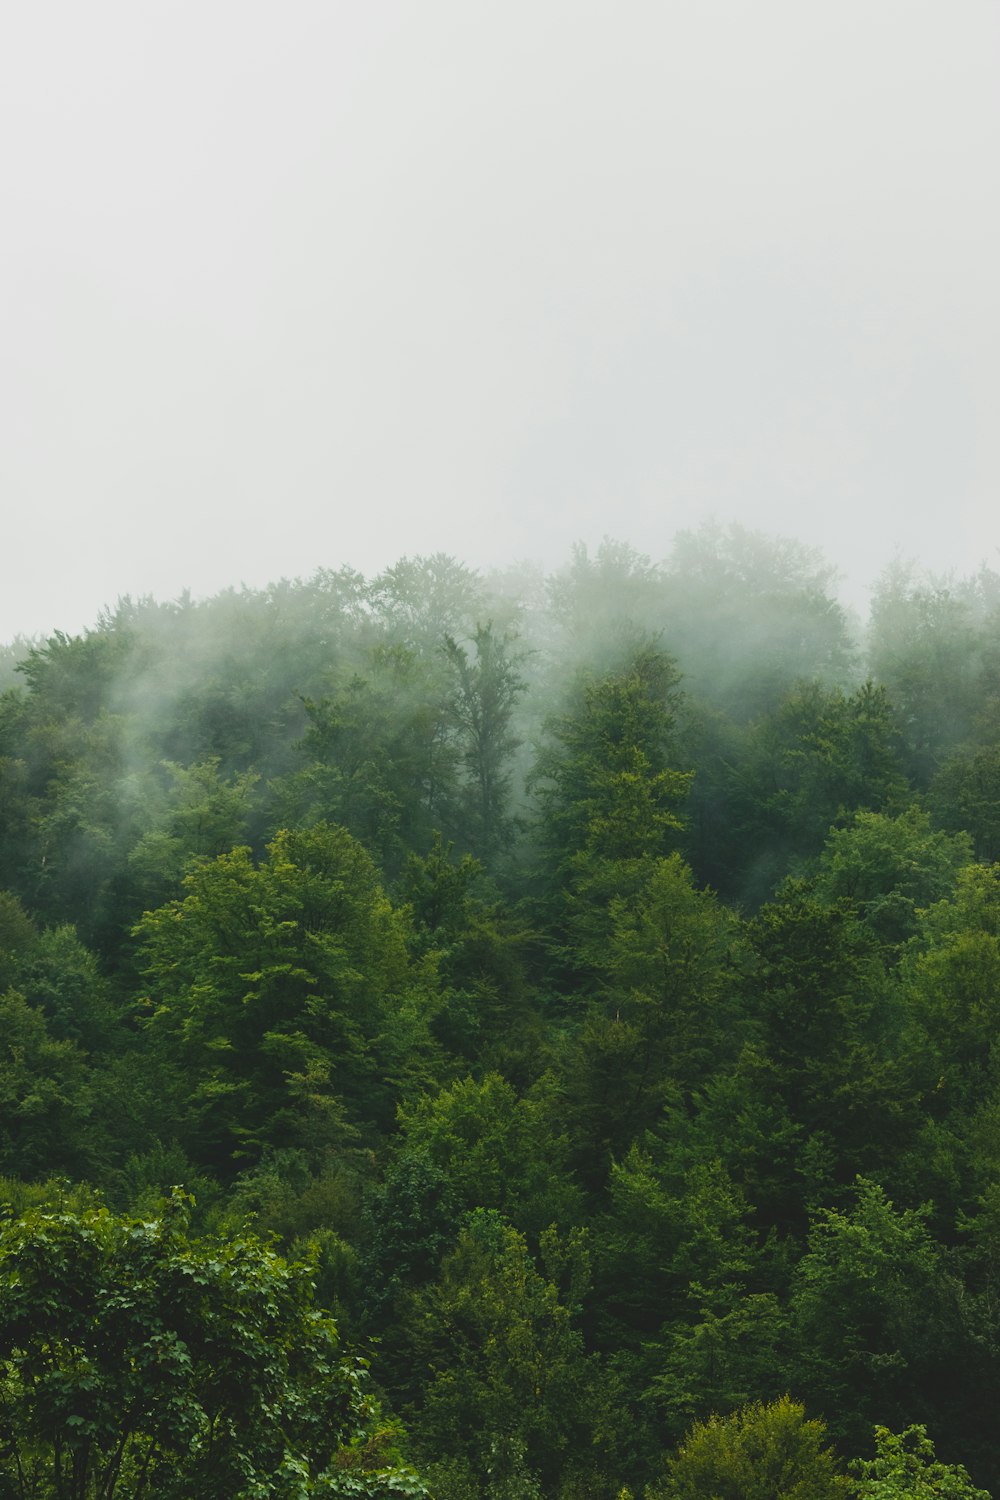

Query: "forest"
<box><xmin>2</xmin><ymin>522</ymin><xmax>1000</xmax><ymax>1497</ymax></box>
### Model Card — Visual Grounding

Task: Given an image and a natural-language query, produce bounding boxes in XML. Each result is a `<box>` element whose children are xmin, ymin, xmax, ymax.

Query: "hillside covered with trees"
<box><xmin>3</xmin><ymin>524</ymin><xmax>1000</xmax><ymax>1496</ymax></box>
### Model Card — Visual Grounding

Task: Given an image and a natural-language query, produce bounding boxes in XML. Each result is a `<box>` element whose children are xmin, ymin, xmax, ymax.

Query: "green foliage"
<box><xmin>8</xmin><ymin>924</ymin><xmax>114</xmax><ymax>1051</ymax></box>
<box><xmin>0</xmin><ymin>991</ymin><xmax>94</xmax><ymax>1180</ymax></box>
<box><xmin>790</xmin><ymin>1179</ymin><xmax>964</xmax><ymax>1453</ymax></box>
<box><xmin>867</xmin><ymin>563</ymin><xmax>995</xmax><ymax>784</ymax></box>
<box><xmin>281</xmin><ymin>654</ymin><xmax>456</xmax><ymax>875</ymax></box>
<box><xmin>902</xmin><ymin>866</ymin><xmax>1000</xmax><ymax>1109</ymax></box>
<box><xmin>596</xmin><ymin>853</ymin><xmax>741</xmax><ymax>1094</ymax></box>
<box><xmin>931</xmin><ymin>745</ymin><xmax>1000</xmax><ymax>862</ymax></box>
<box><xmin>397</xmin><ymin>1210</ymin><xmax>602</xmax><ymax>1497</ymax></box>
<box><xmin>398</xmin><ymin>838</ymin><xmax>535</xmax><ymax>1069</ymax></box>
<box><xmin>136</xmin><ymin>823</ymin><xmax>443</xmax><ymax>1169</ymax></box>
<box><xmin>531</xmin><ymin>645</ymin><xmax>692</xmax><ymax>982</ymax></box>
<box><xmin>395</xmin><ymin>1072</ymin><xmax>583</xmax><ymax>1235</ymax></box>
<box><xmin>726</xmin><ymin>680</ymin><xmax>910</xmax><ymax>905</ymax></box>
<box><xmin>748</xmin><ymin>887</ymin><xmax>911</xmax><ymax>1195</ymax></box>
<box><xmin>0</xmin><ymin>891</ymin><xmax>36</xmax><ymax>973</ymax></box>
<box><xmin>653</xmin><ymin>1396</ymin><xmax>850</xmax><ymax>1499</ymax></box>
<box><xmin>595</xmin><ymin>1145</ymin><xmax>768</xmax><ymax>1372</ymax></box>
<box><xmin>542</xmin><ymin>540</ymin><xmax>667</xmax><ymax>682</ymax></box>
<box><xmin>0</xmin><ymin>1191</ymin><xmax>427</xmax><ymax>1498</ymax></box>
<box><xmin>369</xmin><ymin>554</ymin><xmax>490</xmax><ymax>653</ymax></box>
<box><xmin>361</xmin><ymin>1146</ymin><xmax>460</xmax><ymax>1318</ymax></box>
<box><xmin>6</xmin><ymin>544</ymin><xmax>1000</xmax><ymax>1496</ymax></box>
<box><xmin>851</xmin><ymin>1424</ymin><xmax>991</xmax><ymax>1499</ymax></box>
<box><xmin>815</xmin><ymin>807</ymin><xmax>971</xmax><ymax>953</ymax></box>
<box><xmin>663</xmin><ymin>521</ymin><xmax>856</xmax><ymax>719</ymax></box>
<box><xmin>125</xmin><ymin>757</ymin><xmax>259</xmax><ymax>910</ymax></box>
<box><xmin>442</xmin><ymin>624</ymin><xmax>527</xmax><ymax>860</ymax></box>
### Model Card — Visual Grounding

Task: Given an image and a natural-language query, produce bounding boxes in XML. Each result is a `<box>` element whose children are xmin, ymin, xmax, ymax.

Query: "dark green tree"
<box><xmin>901</xmin><ymin>864</ymin><xmax>1000</xmax><ymax>1112</ymax></box>
<box><xmin>0</xmin><ymin>991</ymin><xmax>95</xmax><ymax>1181</ymax></box>
<box><xmin>278</xmin><ymin>651</ymin><xmax>457</xmax><ymax>875</ymax></box>
<box><xmin>397</xmin><ymin>838</ymin><xmax>537</xmax><ymax>1071</ymax></box>
<box><xmin>813</xmin><ymin>807</ymin><xmax>971</xmax><ymax>955</ymax></box>
<box><xmin>747</xmin><ymin>887</ymin><xmax>911</xmax><ymax>1202</ymax></box>
<box><xmin>726</xmin><ymin>681</ymin><xmax>909</xmax><ymax>905</ymax></box>
<box><xmin>790</xmin><ymin>1180</ymin><xmax>966</xmax><ymax>1455</ymax></box>
<box><xmin>397</xmin><ymin>1210</ymin><xmax>602</xmax><ymax>1499</ymax></box>
<box><xmin>555</xmin><ymin>856</ymin><xmax>741</xmax><ymax>1177</ymax></box>
<box><xmin>530</xmin><ymin>645</ymin><xmax>691</xmax><ymax>981</ymax></box>
<box><xmin>136</xmin><ymin>823</ymin><xmax>443</xmax><ymax>1170</ymax></box>
<box><xmin>930</xmin><ymin>744</ymin><xmax>1000</xmax><ymax>863</ymax></box>
<box><xmin>394</xmin><ymin>1072</ymin><xmax>582</xmax><ymax>1236</ymax></box>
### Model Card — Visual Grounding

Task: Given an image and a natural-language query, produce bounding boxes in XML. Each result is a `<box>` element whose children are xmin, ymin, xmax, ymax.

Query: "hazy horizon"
<box><xmin>4</xmin><ymin>2</ymin><xmax>997</xmax><ymax>644</ymax></box>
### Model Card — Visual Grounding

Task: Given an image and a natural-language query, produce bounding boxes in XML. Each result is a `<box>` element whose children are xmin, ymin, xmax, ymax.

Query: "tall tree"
<box><xmin>396</xmin><ymin>1210</ymin><xmax>602</xmax><ymax>1499</ymax></box>
<box><xmin>867</xmin><ymin>563</ymin><xmax>995</xmax><ymax>785</ymax></box>
<box><xmin>442</xmin><ymin>623</ymin><xmax>528</xmax><ymax>862</ymax></box>
<box><xmin>136</xmin><ymin>823</ymin><xmax>443</xmax><ymax>1171</ymax></box>
<box><xmin>530</xmin><ymin>645</ymin><xmax>691</xmax><ymax>980</ymax></box>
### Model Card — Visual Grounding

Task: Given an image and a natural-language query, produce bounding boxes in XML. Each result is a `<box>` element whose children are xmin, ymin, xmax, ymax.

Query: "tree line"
<box><xmin>2</xmin><ymin>526</ymin><xmax>1000</xmax><ymax>1495</ymax></box>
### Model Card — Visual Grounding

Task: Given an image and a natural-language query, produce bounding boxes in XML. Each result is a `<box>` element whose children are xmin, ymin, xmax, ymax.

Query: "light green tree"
<box><xmin>0</xmin><ymin>1191</ymin><xmax>427</xmax><ymax>1498</ymax></box>
<box><xmin>851</xmin><ymin>1424</ymin><xmax>990</xmax><ymax>1499</ymax></box>
<box><xmin>652</xmin><ymin>1396</ymin><xmax>849</xmax><ymax>1499</ymax></box>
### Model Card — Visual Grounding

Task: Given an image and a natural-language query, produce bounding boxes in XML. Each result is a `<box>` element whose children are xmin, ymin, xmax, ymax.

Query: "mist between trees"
<box><xmin>3</xmin><ymin>524</ymin><xmax>1000</xmax><ymax>1495</ymax></box>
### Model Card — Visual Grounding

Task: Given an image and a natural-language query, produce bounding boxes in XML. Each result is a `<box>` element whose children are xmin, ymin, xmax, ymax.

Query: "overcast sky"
<box><xmin>2</xmin><ymin>1</ymin><xmax>998</xmax><ymax>641</ymax></box>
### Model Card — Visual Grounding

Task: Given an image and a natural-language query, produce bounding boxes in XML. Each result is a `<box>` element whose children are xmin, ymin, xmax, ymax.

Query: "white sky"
<box><xmin>2</xmin><ymin>1</ymin><xmax>998</xmax><ymax>641</ymax></box>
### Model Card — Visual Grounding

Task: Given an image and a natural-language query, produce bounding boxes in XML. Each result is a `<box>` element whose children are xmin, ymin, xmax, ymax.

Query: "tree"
<box><xmin>280</xmin><ymin>653</ymin><xmax>458</xmax><ymax>876</ymax></box>
<box><xmin>603</xmin><ymin>1152</ymin><xmax>755</xmax><ymax>1328</ymax></box>
<box><xmin>5</xmin><ymin>922</ymin><xmax>114</xmax><ymax>1052</ymax></box>
<box><xmin>553</xmin><ymin>857</ymin><xmax>741</xmax><ymax>1180</ymax></box>
<box><xmin>662</xmin><ymin>522</ymin><xmax>855</xmax><ymax>720</ymax></box>
<box><xmin>529</xmin><ymin>646</ymin><xmax>691</xmax><ymax>982</ymax></box>
<box><xmin>136</xmin><ymin>823</ymin><xmax>443</xmax><ymax>1171</ymax></box>
<box><xmin>124</xmin><ymin>757</ymin><xmax>259</xmax><ymax>913</ymax></box>
<box><xmin>851</xmin><ymin>1424</ymin><xmax>990</xmax><ymax>1499</ymax></box>
<box><xmin>814</xmin><ymin>807</ymin><xmax>971</xmax><ymax>954</ymax></box>
<box><xmin>867</xmin><ymin>563</ymin><xmax>990</xmax><ymax>785</ymax></box>
<box><xmin>397</xmin><ymin>838</ymin><xmax>535</xmax><ymax>1068</ymax></box>
<box><xmin>0</xmin><ymin>989</ymin><xmax>95</xmax><ymax>1182</ymax></box>
<box><xmin>368</xmin><ymin>554</ymin><xmax>489</xmax><ymax>656</ymax></box>
<box><xmin>725</xmin><ymin>681</ymin><xmax>909</xmax><ymax>905</ymax></box>
<box><xmin>0</xmin><ymin>1191</ymin><xmax>427</xmax><ymax>1498</ymax></box>
<box><xmin>902</xmin><ymin>866</ymin><xmax>1000</xmax><ymax>1110</ymax></box>
<box><xmin>931</xmin><ymin>744</ymin><xmax>1000</xmax><ymax>863</ymax></box>
<box><xmin>790</xmin><ymin>1180</ymin><xmax>965</xmax><ymax>1455</ymax></box>
<box><xmin>393</xmin><ymin>1072</ymin><xmax>582</xmax><ymax>1237</ymax></box>
<box><xmin>442</xmin><ymin>624</ymin><xmax>527</xmax><ymax>861</ymax></box>
<box><xmin>597</xmin><ymin>853</ymin><xmax>739</xmax><ymax>1093</ymax></box>
<box><xmin>747</xmin><ymin>886</ymin><xmax>910</xmax><ymax>1195</ymax></box>
<box><xmin>544</xmin><ymin>540</ymin><xmax>667</xmax><ymax>669</ymax></box>
<box><xmin>397</xmin><ymin>1210</ymin><xmax>602</xmax><ymax>1500</ymax></box>
<box><xmin>652</xmin><ymin>1396</ymin><xmax>849</xmax><ymax>1499</ymax></box>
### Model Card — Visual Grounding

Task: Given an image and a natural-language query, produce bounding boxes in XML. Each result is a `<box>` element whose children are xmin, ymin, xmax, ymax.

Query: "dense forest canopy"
<box><xmin>3</xmin><ymin>526</ymin><xmax>1000</xmax><ymax>1496</ymax></box>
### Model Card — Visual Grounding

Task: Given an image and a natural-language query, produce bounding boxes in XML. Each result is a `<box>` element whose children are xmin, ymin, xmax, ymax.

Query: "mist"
<box><xmin>3</xmin><ymin>1</ymin><xmax>997</xmax><ymax>643</ymax></box>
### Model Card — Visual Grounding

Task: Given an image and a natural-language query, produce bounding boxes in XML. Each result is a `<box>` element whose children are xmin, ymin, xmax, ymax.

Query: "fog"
<box><xmin>2</xmin><ymin>1</ymin><xmax>997</xmax><ymax>643</ymax></box>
